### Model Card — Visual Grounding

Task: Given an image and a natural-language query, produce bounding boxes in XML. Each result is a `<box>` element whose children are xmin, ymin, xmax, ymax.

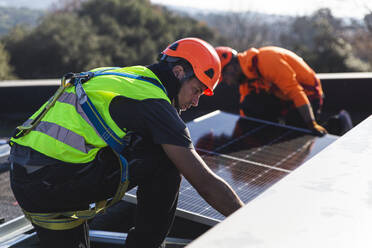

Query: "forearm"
<box><xmin>162</xmin><ymin>144</ymin><xmax>244</xmax><ymax>217</ymax></box>
<box><xmin>297</xmin><ymin>104</ymin><xmax>327</xmax><ymax>136</ymax></box>
<box><xmin>297</xmin><ymin>103</ymin><xmax>315</xmax><ymax>127</ymax></box>
<box><xmin>197</xmin><ymin>173</ymin><xmax>244</xmax><ymax>216</ymax></box>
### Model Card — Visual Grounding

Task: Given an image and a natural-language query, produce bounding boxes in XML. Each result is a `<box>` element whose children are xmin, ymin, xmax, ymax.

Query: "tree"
<box><xmin>281</xmin><ymin>8</ymin><xmax>370</xmax><ymax>72</ymax></box>
<box><xmin>195</xmin><ymin>11</ymin><xmax>289</xmax><ymax>51</ymax></box>
<box><xmin>3</xmin><ymin>13</ymin><xmax>105</xmax><ymax>78</ymax></box>
<box><xmin>0</xmin><ymin>42</ymin><xmax>16</xmax><ymax>80</ymax></box>
<box><xmin>0</xmin><ymin>6</ymin><xmax>44</xmax><ymax>36</ymax></box>
<box><xmin>2</xmin><ymin>0</ymin><xmax>222</xmax><ymax>79</ymax></box>
<box><xmin>337</xmin><ymin>13</ymin><xmax>372</xmax><ymax>71</ymax></box>
<box><xmin>364</xmin><ymin>12</ymin><xmax>372</xmax><ymax>32</ymax></box>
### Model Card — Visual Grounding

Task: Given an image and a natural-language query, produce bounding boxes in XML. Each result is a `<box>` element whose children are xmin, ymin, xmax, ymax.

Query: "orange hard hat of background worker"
<box><xmin>215</xmin><ymin>46</ymin><xmax>240</xmax><ymax>86</ymax></box>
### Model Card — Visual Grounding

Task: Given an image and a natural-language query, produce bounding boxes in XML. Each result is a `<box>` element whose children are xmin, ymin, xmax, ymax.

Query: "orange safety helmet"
<box><xmin>215</xmin><ymin>46</ymin><xmax>238</xmax><ymax>71</ymax></box>
<box><xmin>160</xmin><ymin>37</ymin><xmax>221</xmax><ymax>96</ymax></box>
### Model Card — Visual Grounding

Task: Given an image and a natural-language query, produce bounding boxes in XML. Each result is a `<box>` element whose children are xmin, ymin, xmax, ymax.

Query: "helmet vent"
<box><xmin>204</xmin><ymin>68</ymin><xmax>214</xmax><ymax>79</ymax></box>
<box><xmin>169</xmin><ymin>43</ymin><xmax>179</xmax><ymax>51</ymax></box>
<box><xmin>222</xmin><ymin>53</ymin><xmax>228</xmax><ymax>59</ymax></box>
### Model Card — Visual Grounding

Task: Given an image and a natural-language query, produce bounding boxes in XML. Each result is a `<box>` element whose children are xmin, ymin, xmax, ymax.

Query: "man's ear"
<box><xmin>172</xmin><ymin>65</ymin><xmax>185</xmax><ymax>80</ymax></box>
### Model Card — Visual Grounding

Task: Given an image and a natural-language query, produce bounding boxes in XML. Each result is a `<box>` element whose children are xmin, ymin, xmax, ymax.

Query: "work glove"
<box><xmin>297</xmin><ymin>104</ymin><xmax>327</xmax><ymax>136</ymax></box>
<box><xmin>309</xmin><ymin>120</ymin><xmax>327</xmax><ymax>137</ymax></box>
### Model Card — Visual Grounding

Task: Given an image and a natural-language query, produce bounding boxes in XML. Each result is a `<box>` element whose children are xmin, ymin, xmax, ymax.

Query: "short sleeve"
<box><xmin>109</xmin><ymin>96</ymin><xmax>193</xmax><ymax>148</ymax></box>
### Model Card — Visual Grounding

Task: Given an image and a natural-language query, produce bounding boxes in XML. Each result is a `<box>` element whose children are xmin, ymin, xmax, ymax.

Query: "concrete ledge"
<box><xmin>1</xmin><ymin>72</ymin><xmax>372</xmax><ymax>124</ymax></box>
<box><xmin>0</xmin><ymin>79</ymin><xmax>59</xmax><ymax>120</ymax></box>
<box><xmin>318</xmin><ymin>72</ymin><xmax>372</xmax><ymax>80</ymax></box>
<box><xmin>188</xmin><ymin>114</ymin><xmax>372</xmax><ymax>248</ymax></box>
<box><xmin>0</xmin><ymin>79</ymin><xmax>59</xmax><ymax>87</ymax></box>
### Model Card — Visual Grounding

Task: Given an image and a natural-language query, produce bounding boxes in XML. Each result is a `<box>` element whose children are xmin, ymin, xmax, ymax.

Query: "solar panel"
<box><xmin>124</xmin><ymin>111</ymin><xmax>337</xmax><ymax>226</ymax></box>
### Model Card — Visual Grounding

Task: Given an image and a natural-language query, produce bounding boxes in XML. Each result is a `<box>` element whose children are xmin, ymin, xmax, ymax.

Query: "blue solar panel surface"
<box><xmin>125</xmin><ymin>111</ymin><xmax>337</xmax><ymax>225</ymax></box>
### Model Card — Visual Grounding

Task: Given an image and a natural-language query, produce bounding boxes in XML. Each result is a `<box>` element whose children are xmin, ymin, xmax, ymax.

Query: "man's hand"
<box><xmin>297</xmin><ymin>104</ymin><xmax>327</xmax><ymax>136</ymax></box>
<box><xmin>162</xmin><ymin>144</ymin><xmax>244</xmax><ymax>216</ymax></box>
<box><xmin>310</xmin><ymin>120</ymin><xmax>328</xmax><ymax>136</ymax></box>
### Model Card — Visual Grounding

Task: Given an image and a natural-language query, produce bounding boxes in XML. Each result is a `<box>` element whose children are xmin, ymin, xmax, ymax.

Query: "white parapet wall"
<box><xmin>188</xmin><ymin>114</ymin><xmax>372</xmax><ymax>248</ymax></box>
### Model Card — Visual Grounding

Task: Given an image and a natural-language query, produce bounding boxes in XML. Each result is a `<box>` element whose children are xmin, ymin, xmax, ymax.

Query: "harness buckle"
<box><xmin>62</xmin><ymin>71</ymin><xmax>95</xmax><ymax>87</ymax></box>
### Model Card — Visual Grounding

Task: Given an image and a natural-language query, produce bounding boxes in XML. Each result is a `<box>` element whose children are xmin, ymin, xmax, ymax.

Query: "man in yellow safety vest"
<box><xmin>9</xmin><ymin>37</ymin><xmax>243</xmax><ymax>248</ymax></box>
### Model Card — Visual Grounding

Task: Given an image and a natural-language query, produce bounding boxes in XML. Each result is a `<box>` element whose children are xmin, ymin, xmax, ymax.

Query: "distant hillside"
<box><xmin>0</xmin><ymin>7</ymin><xmax>44</xmax><ymax>36</ymax></box>
<box><xmin>0</xmin><ymin>0</ymin><xmax>55</xmax><ymax>10</ymax></box>
<box><xmin>164</xmin><ymin>5</ymin><xmax>295</xmax><ymax>49</ymax></box>
<box><xmin>166</xmin><ymin>4</ymin><xmax>293</xmax><ymax>24</ymax></box>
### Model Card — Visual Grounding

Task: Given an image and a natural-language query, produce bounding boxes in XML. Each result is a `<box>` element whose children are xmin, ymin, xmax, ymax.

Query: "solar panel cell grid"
<box><xmin>124</xmin><ymin>111</ymin><xmax>337</xmax><ymax>226</ymax></box>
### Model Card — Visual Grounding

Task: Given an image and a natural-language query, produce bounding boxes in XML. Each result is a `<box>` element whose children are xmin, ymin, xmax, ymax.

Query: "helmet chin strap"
<box><xmin>175</xmin><ymin>72</ymin><xmax>195</xmax><ymax>114</ymax></box>
<box><xmin>174</xmin><ymin>93</ymin><xmax>181</xmax><ymax>114</ymax></box>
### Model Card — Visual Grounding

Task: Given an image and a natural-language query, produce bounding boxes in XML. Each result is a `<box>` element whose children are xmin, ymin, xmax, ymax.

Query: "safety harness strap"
<box><xmin>22</xmin><ymin>200</ymin><xmax>108</xmax><ymax>230</ymax></box>
<box><xmin>94</xmin><ymin>71</ymin><xmax>167</xmax><ymax>95</ymax></box>
<box><xmin>12</xmin><ymin>78</ymin><xmax>70</xmax><ymax>139</ymax></box>
<box><xmin>21</xmin><ymin>68</ymin><xmax>165</xmax><ymax>230</ymax></box>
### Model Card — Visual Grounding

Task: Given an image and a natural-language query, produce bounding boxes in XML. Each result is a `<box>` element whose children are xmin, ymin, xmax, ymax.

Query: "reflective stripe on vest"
<box><xmin>35</xmin><ymin>121</ymin><xmax>95</xmax><ymax>153</ymax></box>
<box><xmin>16</xmin><ymin>91</ymin><xmax>101</xmax><ymax>155</ymax></box>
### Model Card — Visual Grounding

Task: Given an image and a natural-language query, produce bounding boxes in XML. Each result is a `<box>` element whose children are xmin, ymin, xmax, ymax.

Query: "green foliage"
<box><xmin>280</xmin><ymin>9</ymin><xmax>370</xmax><ymax>72</ymax></box>
<box><xmin>191</xmin><ymin>8</ymin><xmax>371</xmax><ymax>73</ymax></box>
<box><xmin>0</xmin><ymin>7</ymin><xmax>44</xmax><ymax>36</ymax></box>
<box><xmin>3</xmin><ymin>2</ymin><xmax>369</xmax><ymax>76</ymax></box>
<box><xmin>3</xmin><ymin>13</ymin><xmax>103</xmax><ymax>78</ymax></box>
<box><xmin>345</xmin><ymin>20</ymin><xmax>372</xmax><ymax>70</ymax></box>
<box><xmin>190</xmin><ymin>11</ymin><xmax>292</xmax><ymax>51</ymax></box>
<box><xmin>2</xmin><ymin>0</ymin><xmax>221</xmax><ymax>79</ymax></box>
<box><xmin>0</xmin><ymin>42</ymin><xmax>16</xmax><ymax>80</ymax></box>
<box><xmin>364</xmin><ymin>13</ymin><xmax>372</xmax><ymax>33</ymax></box>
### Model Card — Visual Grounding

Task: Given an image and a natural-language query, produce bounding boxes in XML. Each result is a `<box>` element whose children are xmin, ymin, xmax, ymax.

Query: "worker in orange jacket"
<box><xmin>215</xmin><ymin>46</ymin><xmax>327</xmax><ymax>136</ymax></box>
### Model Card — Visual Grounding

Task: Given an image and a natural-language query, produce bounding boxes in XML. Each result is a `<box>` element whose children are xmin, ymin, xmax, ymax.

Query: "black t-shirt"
<box><xmin>109</xmin><ymin>96</ymin><xmax>192</xmax><ymax>148</ymax></box>
<box><xmin>109</xmin><ymin>62</ymin><xmax>192</xmax><ymax>149</ymax></box>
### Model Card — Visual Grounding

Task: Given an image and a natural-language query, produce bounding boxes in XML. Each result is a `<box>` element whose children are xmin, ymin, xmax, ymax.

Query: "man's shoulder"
<box><xmin>110</xmin><ymin>96</ymin><xmax>182</xmax><ymax>126</ymax></box>
<box><xmin>111</xmin><ymin>96</ymin><xmax>172</xmax><ymax>111</ymax></box>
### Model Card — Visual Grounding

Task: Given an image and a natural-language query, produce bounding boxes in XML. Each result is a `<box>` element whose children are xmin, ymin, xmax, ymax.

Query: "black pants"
<box><xmin>240</xmin><ymin>92</ymin><xmax>321</xmax><ymax>128</ymax></box>
<box><xmin>10</xmin><ymin>146</ymin><xmax>181</xmax><ymax>248</ymax></box>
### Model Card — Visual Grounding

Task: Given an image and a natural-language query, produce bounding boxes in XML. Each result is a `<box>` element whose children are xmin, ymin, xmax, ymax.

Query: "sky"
<box><xmin>0</xmin><ymin>0</ymin><xmax>370</xmax><ymax>19</ymax></box>
<box><xmin>150</xmin><ymin>0</ymin><xmax>372</xmax><ymax>19</ymax></box>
